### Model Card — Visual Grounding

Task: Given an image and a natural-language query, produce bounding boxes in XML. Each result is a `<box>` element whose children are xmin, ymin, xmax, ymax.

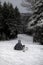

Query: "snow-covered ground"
<box><xmin>0</xmin><ymin>34</ymin><xmax>43</xmax><ymax>65</ymax></box>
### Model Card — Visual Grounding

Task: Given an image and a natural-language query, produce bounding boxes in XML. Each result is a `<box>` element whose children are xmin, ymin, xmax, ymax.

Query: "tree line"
<box><xmin>0</xmin><ymin>2</ymin><xmax>22</xmax><ymax>40</ymax></box>
<box><xmin>21</xmin><ymin>0</ymin><xmax>43</xmax><ymax>45</ymax></box>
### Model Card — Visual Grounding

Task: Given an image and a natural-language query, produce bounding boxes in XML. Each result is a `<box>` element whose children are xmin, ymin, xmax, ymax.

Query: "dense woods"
<box><xmin>0</xmin><ymin>0</ymin><xmax>43</xmax><ymax>45</ymax></box>
<box><xmin>22</xmin><ymin>0</ymin><xmax>43</xmax><ymax>45</ymax></box>
<box><xmin>0</xmin><ymin>2</ymin><xmax>22</xmax><ymax>40</ymax></box>
<box><xmin>32</xmin><ymin>0</ymin><xmax>43</xmax><ymax>45</ymax></box>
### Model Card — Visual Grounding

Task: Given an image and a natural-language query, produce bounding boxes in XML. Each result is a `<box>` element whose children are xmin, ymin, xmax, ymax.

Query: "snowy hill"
<box><xmin>0</xmin><ymin>34</ymin><xmax>43</xmax><ymax>65</ymax></box>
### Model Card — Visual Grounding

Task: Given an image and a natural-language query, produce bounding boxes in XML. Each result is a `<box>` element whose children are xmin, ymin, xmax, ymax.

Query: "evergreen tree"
<box><xmin>27</xmin><ymin>0</ymin><xmax>43</xmax><ymax>30</ymax></box>
<box><xmin>14</xmin><ymin>7</ymin><xmax>22</xmax><ymax>33</ymax></box>
<box><xmin>0</xmin><ymin>1</ymin><xmax>22</xmax><ymax>40</ymax></box>
<box><xmin>0</xmin><ymin>2</ymin><xmax>18</xmax><ymax>40</ymax></box>
<box><xmin>31</xmin><ymin>0</ymin><xmax>43</xmax><ymax>45</ymax></box>
<box><xmin>14</xmin><ymin>7</ymin><xmax>21</xmax><ymax>25</ymax></box>
<box><xmin>0</xmin><ymin>2</ymin><xmax>3</xmax><ymax>23</ymax></box>
<box><xmin>32</xmin><ymin>0</ymin><xmax>43</xmax><ymax>25</ymax></box>
<box><xmin>0</xmin><ymin>2</ymin><xmax>4</xmax><ymax>40</ymax></box>
<box><xmin>2</xmin><ymin>2</ymin><xmax>9</xmax><ymax>20</ymax></box>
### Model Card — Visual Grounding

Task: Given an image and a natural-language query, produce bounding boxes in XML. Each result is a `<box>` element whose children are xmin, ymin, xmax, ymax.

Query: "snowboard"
<box><xmin>23</xmin><ymin>47</ymin><xmax>28</xmax><ymax>52</ymax></box>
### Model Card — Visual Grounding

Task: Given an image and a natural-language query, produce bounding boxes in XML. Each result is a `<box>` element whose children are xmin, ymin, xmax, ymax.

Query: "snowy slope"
<box><xmin>0</xmin><ymin>34</ymin><xmax>43</xmax><ymax>65</ymax></box>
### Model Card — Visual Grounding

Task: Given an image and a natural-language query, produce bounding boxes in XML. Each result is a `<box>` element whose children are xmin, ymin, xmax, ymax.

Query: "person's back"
<box><xmin>14</xmin><ymin>40</ymin><xmax>23</xmax><ymax>50</ymax></box>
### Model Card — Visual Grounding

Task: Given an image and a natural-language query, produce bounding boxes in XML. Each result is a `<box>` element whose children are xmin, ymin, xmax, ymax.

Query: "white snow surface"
<box><xmin>0</xmin><ymin>34</ymin><xmax>43</xmax><ymax>65</ymax></box>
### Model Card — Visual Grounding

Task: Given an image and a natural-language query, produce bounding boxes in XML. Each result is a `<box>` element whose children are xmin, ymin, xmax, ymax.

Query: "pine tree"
<box><xmin>1</xmin><ymin>2</ymin><xmax>18</xmax><ymax>40</ymax></box>
<box><xmin>0</xmin><ymin>2</ymin><xmax>22</xmax><ymax>40</ymax></box>
<box><xmin>14</xmin><ymin>7</ymin><xmax>21</xmax><ymax>24</ymax></box>
<box><xmin>0</xmin><ymin>2</ymin><xmax>3</xmax><ymax>23</ymax></box>
<box><xmin>32</xmin><ymin>0</ymin><xmax>43</xmax><ymax>44</ymax></box>
<box><xmin>0</xmin><ymin>2</ymin><xmax>4</xmax><ymax>40</ymax></box>
<box><xmin>32</xmin><ymin>0</ymin><xmax>43</xmax><ymax>25</ymax></box>
<box><xmin>14</xmin><ymin>7</ymin><xmax>22</xmax><ymax>33</ymax></box>
<box><xmin>29</xmin><ymin>0</ymin><xmax>43</xmax><ymax>26</ymax></box>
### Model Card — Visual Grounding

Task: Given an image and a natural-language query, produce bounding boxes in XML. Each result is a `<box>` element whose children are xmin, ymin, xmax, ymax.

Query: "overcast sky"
<box><xmin>1</xmin><ymin>0</ymin><xmax>32</xmax><ymax>13</ymax></box>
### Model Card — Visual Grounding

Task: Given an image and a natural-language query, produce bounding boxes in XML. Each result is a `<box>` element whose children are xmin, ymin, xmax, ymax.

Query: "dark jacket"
<box><xmin>14</xmin><ymin>43</ymin><xmax>23</xmax><ymax>50</ymax></box>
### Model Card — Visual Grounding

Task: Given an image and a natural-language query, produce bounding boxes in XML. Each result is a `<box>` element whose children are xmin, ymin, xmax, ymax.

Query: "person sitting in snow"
<box><xmin>14</xmin><ymin>40</ymin><xmax>25</xmax><ymax>50</ymax></box>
